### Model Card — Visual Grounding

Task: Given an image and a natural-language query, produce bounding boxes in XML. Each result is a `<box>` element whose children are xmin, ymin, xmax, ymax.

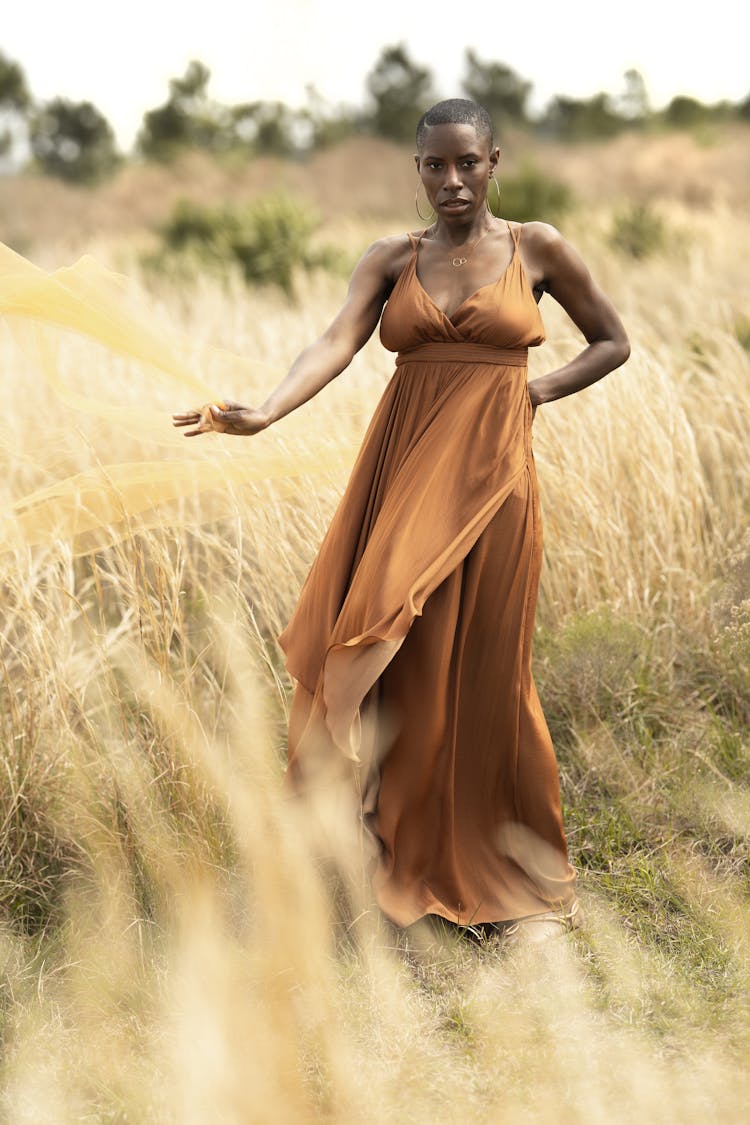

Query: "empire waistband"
<box><xmin>394</xmin><ymin>343</ymin><xmax>529</xmax><ymax>367</ymax></box>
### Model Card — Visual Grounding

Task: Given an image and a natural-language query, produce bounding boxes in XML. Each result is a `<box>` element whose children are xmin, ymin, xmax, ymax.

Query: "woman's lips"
<box><xmin>441</xmin><ymin>199</ymin><xmax>470</xmax><ymax>210</ymax></box>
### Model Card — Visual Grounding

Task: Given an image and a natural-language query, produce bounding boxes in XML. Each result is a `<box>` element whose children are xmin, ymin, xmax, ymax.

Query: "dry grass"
<box><xmin>1</xmin><ymin>134</ymin><xmax>750</xmax><ymax>1121</ymax></box>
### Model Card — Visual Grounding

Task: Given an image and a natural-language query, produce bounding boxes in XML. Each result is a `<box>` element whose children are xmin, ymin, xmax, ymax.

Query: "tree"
<box><xmin>462</xmin><ymin>50</ymin><xmax>531</xmax><ymax>126</ymax></box>
<box><xmin>137</xmin><ymin>60</ymin><xmax>230</xmax><ymax>160</ymax></box>
<box><xmin>617</xmin><ymin>68</ymin><xmax>651</xmax><ymax>124</ymax></box>
<box><xmin>662</xmin><ymin>94</ymin><xmax>710</xmax><ymax>129</ymax></box>
<box><xmin>29</xmin><ymin>98</ymin><xmax>120</xmax><ymax>183</ymax></box>
<box><xmin>539</xmin><ymin>93</ymin><xmax>625</xmax><ymax>140</ymax></box>
<box><xmin>0</xmin><ymin>50</ymin><xmax>31</xmax><ymax>161</ymax></box>
<box><xmin>0</xmin><ymin>50</ymin><xmax>29</xmax><ymax>111</ymax></box>
<box><xmin>365</xmin><ymin>44</ymin><xmax>434</xmax><ymax>142</ymax></box>
<box><xmin>303</xmin><ymin>85</ymin><xmax>359</xmax><ymax>150</ymax></box>
<box><xmin>230</xmin><ymin>100</ymin><xmax>300</xmax><ymax>156</ymax></box>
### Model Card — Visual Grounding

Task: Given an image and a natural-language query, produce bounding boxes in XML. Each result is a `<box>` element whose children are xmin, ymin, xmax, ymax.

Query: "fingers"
<box><xmin>171</xmin><ymin>400</ymin><xmax>255</xmax><ymax>437</ymax></box>
<box><xmin>172</xmin><ymin>403</ymin><xmax>225</xmax><ymax>436</ymax></box>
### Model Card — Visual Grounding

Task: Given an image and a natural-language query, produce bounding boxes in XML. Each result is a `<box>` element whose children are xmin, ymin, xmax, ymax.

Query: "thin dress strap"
<box><xmin>507</xmin><ymin>220</ymin><xmax>522</xmax><ymax>250</ymax></box>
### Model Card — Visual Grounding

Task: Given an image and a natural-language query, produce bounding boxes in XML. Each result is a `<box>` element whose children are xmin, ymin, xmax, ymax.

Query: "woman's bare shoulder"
<box><xmin>516</xmin><ymin>221</ymin><xmax>566</xmax><ymax>251</ymax></box>
<box><xmin>515</xmin><ymin>220</ymin><xmax>586</xmax><ymax>281</ymax></box>
<box><xmin>338</xmin><ymin>233</ymin><xmax>415</xmax><ymax>303</ymax></box>
<box><xmin>356</xmin><ymin>232</ymin><xmax>418</xmax><ymax>285</ymax></box>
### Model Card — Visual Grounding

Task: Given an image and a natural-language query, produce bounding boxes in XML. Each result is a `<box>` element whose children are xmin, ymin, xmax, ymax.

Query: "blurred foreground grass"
<box><xmin>1</xmin><ymin>139</ymin><xmax>750</xmax><ymax>1119</ymax></box>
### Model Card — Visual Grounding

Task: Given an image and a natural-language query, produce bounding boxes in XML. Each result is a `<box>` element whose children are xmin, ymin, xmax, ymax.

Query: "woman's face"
<box><xmin>415</xmin><ymin>123</ymin><xmax>499</xmax><ymax>222</ymax></box>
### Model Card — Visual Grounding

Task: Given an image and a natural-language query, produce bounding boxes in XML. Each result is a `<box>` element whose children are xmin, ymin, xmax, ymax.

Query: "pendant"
<box><xmin>451</xmin><ymin>256</ymin><xmax>467</xmax><ymax>267</ymax></box>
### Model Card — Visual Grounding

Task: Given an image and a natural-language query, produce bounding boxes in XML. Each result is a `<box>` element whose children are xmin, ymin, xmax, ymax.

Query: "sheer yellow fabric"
<box><xmin>0</xmin><ymin>242</ymin><xmax>354</xmax><ymax>555</ymax></box>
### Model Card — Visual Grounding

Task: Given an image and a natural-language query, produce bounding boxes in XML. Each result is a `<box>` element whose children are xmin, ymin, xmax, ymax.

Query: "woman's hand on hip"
<box><xmin>172</xmin><ymin>400</ymin><xmax>270</xmax><ymax>437</ymax></box>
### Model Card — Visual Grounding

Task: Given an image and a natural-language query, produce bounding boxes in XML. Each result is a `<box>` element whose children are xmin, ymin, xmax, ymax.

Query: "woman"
<box><xmin>174</xmin><ymin>99</ymin><xmax>630</xmax><ymax>943</ymax></box>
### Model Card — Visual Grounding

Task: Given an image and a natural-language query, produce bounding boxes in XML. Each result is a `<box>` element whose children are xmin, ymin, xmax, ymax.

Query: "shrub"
<box><xmin>491</xmin><ymin>161</ymin><xmax>574</xmax><ymax>225</ymax></box>
<box><xmin>706</xmin><ymin>530</ymin><xmax>750</xmax><ymax>716</ymax></box>
<box><xmin>609</xmin><ymin>202</ymin><xmax>666</xmax><ymax>259</ymax></box>
<box><xmin>149</xmin><ymin>195</ymin><xmax>342</xmax><ymax>295</ymax></box>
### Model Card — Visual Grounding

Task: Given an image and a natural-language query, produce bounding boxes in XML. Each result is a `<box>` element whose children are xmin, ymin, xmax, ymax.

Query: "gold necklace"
<box><xmin>447</xmin><ymin>222</ymin><xmax>495</xmax><ymax>267</ymax></box>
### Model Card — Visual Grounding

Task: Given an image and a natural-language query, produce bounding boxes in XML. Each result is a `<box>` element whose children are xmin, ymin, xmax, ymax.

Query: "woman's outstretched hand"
<box><xmin>172</xmin><ymin>400</ymin><xmax>270</xmax><ymax>438</ymax></box>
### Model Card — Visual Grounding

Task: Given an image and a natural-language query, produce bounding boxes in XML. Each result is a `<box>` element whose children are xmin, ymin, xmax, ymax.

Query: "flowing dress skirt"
<box><xmin>279</xmin><ymin>342</ymin><xmax>578</xmax><ymax>927</ymax></box>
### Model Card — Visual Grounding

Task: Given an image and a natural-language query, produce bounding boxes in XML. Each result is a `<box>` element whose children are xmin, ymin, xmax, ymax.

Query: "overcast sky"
<box><xmin>4</xmin><ymin>0</ymin><xmax>748</xmax><ymax>148</ymax></box>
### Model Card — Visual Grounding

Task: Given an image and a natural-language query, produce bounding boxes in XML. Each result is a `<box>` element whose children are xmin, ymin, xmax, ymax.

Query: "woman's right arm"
<box><xmin>173</xmin><ymin>238</ymin><xmax>401</xmax><ymax>437</ymax></box>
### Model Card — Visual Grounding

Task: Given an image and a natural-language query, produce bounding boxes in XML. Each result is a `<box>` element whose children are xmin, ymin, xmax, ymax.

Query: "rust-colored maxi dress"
<box><xmin>278</xmin><ymin>222</ymin><xmax>578</xmax><ymax>928</ymax></box>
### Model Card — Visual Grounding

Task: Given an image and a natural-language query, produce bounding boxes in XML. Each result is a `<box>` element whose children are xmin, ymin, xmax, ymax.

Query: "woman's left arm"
<box><xmin>523</xmin><ymin>223</ymin><xmax>631</xmax><ymax>409</ymax></box>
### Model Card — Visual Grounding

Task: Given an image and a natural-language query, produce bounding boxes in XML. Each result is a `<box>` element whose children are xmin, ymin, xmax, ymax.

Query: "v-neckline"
<box><xmin>412</xmin><ymin>225</ymin><xmax>519</xmax><ymax>325</ymax></box>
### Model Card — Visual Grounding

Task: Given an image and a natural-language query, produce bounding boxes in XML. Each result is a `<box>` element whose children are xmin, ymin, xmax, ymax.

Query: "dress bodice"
<box><xmin>379</xmin><ymin>222</ymin><xmax>545</xmax><ymax>354</ymax></box>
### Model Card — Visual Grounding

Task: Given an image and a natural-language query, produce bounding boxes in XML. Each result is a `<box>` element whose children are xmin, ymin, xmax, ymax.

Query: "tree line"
<box><xmin>1</xmin><ymin>44</ymin><xmax>748</xmax><ymax>185</ymax></box>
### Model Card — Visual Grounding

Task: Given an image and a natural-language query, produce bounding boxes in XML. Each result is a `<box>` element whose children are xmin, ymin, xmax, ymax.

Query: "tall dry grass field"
<box><xmin>1</xmin><ymin>132</ymin><xmax>750</xmax><ymax>1122</ymax></box>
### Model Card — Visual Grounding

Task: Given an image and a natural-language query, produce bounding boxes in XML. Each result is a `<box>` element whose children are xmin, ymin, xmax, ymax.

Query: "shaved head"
<box><xmin>416</xmin><ymin>99</ymin><xmax>494</xmax><ymax>152</ymax></box>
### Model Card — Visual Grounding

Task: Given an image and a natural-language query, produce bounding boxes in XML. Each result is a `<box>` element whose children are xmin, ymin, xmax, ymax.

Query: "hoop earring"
<box><xmin>486</xmin><ymin>173</ymin><xmax>501</xmax><ymax>215</ymax></box>
<box><xmin>415</xmin><ymin>182</ymin><xmax>436</xmax><ymax>222</ymax></box>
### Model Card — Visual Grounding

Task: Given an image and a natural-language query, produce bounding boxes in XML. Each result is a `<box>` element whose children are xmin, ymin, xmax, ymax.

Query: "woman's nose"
<box><xmin>443</xmin><ymin>163</ymin><xmax>463</xmax><ymax>189</ymax></box>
